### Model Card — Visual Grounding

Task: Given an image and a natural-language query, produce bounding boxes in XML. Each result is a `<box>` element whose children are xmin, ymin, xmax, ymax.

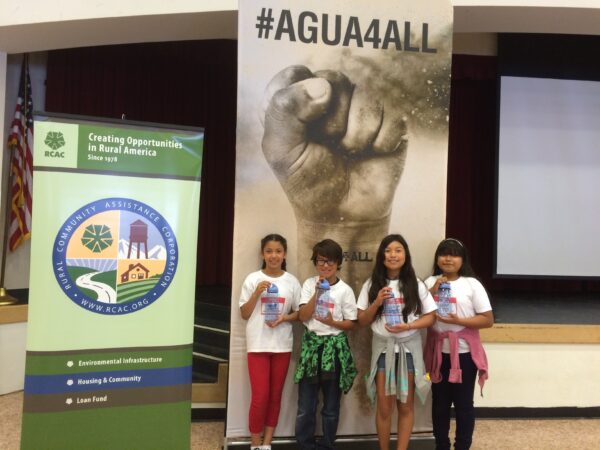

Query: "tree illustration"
<box><xmin>81</xmin><ymin>224</ymin><xmax>113</xmax><ymax>253</ymax></box>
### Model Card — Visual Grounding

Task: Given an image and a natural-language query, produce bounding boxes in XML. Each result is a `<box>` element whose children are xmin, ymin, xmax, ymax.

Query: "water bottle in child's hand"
<box><xmin>264</xmin><ymin>283</ymin><xmax>280</xmax><ymax>323</ymax></box>
<box><xmin>383</xmin><ymin>291</ymin><xmax>401</xmax><ymax>326</ymax></box>
<box><xmin>314</xmin><ymin>279</ymin><xmax>331</xmax><ymax>319</ymax></box>
<box><xmin>437</xmin><ymin>282</ymin><xmax>453</xmax><ymax>317</ymax></box>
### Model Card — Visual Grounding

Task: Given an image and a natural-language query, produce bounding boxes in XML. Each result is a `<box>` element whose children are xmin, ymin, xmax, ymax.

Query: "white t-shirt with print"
<box><xmin>299</xmin><ymin>276</ymin><xmax>357</xmax><ymax>336</ymax></box>
<box><xmin>239</xmin><ymin>270</ymin><xmax>301</xmax><ymax>352</ymax></box>
<box><xmin>357</xmin><ymin>278</ymin><xmax>437</xmax><ymax>351</ymax></box>
<box><xmin>424</xmin><ymin>275</ymin><xmax>492</xmax><ymax>353</ymax></box>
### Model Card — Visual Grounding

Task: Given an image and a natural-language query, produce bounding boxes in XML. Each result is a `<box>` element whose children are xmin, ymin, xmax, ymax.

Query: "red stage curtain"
<box><xmin>45</xmin><ymin>40</ymin><xmax>237</xmax><ymax>287</ymax></box>
<box><xmin>446</xmin><ymin>54</ymin><xmax>498</xmax><ymax>286</ymax></box>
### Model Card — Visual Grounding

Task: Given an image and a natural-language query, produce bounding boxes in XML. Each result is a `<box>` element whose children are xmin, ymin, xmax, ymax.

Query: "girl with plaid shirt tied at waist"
<box><xmin>358</xmin><ymin>234</ymin><xmax>437</xmax><ymax>450</ymax></box>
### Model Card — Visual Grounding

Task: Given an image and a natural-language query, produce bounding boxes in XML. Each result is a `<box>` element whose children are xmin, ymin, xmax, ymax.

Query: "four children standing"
<box><xmin>240</xmin><ymin>234</ymin><xmax>493</xmax><ymax>450</ymax></box>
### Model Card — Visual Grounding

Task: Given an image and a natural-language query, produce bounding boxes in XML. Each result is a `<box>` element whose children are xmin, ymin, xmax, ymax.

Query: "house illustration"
<box><xmin>121</xmin><ymin>263</ymin><xmax>150</xmax><ymax>283</ymax></box>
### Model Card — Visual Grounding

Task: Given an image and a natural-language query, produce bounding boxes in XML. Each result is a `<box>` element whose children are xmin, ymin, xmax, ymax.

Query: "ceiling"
<box><xmin>0</xmin><ymin>5</ymin><xmax>599</xmax><ymax>54</ymax></box>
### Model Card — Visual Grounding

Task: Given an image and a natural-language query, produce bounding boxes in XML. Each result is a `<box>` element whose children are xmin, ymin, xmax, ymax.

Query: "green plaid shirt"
<box><xmin>294</xmin><ymin>328</ymin><xmax>357</xmax><ymax>394</ymax></box>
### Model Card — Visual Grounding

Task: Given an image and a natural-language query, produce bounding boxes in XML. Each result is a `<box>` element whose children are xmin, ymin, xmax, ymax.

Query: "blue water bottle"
<box><xmin>383</xmin><ymin>291</ymin><xmax>401</xmax><ymax>326</ymax></box>
<box><xmin>437</xmin><ymin>282</ymin><xmax>452</xmax><ymax>317</ymax></box>
<box><xmin>264</xmin><ymin>283</ymin><xmax>279</xmax><ymax>323</ymax></box>
<box><xmin>315</xmin><ymin>279</ymin><xmax>331</xmax><ymax>319</ymax></box>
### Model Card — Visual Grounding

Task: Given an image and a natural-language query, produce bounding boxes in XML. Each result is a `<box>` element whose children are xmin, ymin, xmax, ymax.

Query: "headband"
<box><xmin>442</xmin><ymin>238</ymin><xmax>464</xmax><ymax>247</ymax></box>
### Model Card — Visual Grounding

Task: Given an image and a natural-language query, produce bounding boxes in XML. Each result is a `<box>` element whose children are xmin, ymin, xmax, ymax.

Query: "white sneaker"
<box><xmin>260</xmin><ymin>446</ymin><xmax>272</xmax><ymax>450</ymax></box>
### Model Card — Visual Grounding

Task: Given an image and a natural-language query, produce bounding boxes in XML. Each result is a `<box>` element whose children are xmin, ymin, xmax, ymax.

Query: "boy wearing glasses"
<box><xmin>295</xmin><ymin>239</ymin><xmax>358</xmax><ymax>450</ymax></box>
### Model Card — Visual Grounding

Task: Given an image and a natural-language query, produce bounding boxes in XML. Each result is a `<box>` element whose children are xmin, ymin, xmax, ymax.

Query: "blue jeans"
<box><xmin>376</xmin><ymin>352</ymin><xmax>415</xmax><ymax>373</ymax></box>
<box><xmin>295</xmin><ymin>363</ymin><xmax>341</xmax><ymax>449</ymax></box>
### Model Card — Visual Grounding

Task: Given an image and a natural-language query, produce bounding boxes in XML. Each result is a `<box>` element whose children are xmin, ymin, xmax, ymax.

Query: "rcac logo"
<box><xmin>52</xmin><ymin>198</ymin><xmax>178</xmax><ymax>315</ymax></box>
<box><xmin>44</xmin><ymin>131</ymin><xmax>66</xmax><ymax>157</ymax></box>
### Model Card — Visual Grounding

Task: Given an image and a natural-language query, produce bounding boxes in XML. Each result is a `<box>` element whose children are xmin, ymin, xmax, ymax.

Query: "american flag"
<box><xmin>6</xmin><ymin>55</ymin><xmax>33</xmax><ymax>251</ymax></box>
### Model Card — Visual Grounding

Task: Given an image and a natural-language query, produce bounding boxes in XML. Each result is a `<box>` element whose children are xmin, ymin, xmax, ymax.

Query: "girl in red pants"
<box><xmin>239</xmin><ymin>234</ymin><xmax>301</xmax><ymax>450</ymax></box>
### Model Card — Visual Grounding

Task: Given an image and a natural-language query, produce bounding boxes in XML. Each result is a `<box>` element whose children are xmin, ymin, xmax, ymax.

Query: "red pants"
<box><xmin>247</xmin><ymin>352</ymin><xmax>291</xmax><ymax>434</ymax></box>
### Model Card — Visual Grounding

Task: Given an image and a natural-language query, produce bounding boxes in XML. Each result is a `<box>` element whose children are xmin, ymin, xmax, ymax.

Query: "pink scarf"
<box><xmin>424</xmin><ymin>327</ymin><xmax>488</xmax><ymax>395</ymax></box>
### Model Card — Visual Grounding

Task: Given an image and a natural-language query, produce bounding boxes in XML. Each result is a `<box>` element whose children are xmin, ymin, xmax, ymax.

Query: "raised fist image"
<box><xmin>261</xmin><ymin>65</ymin><xmax>408</xmax><ymax>291</ymax></box>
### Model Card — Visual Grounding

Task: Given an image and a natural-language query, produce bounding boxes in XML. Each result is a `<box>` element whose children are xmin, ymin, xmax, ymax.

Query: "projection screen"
<box><xmin>496</xmin><ymin>76</ymin><xmax>600</xmax><ymax>278</ymax></box>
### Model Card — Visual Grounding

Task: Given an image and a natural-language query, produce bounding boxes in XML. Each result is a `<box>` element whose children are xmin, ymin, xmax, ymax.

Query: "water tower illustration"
<box><xmin>127</xmin><ymin>219</ymin><xmax>149</xmax><ymax>259</ymax></box>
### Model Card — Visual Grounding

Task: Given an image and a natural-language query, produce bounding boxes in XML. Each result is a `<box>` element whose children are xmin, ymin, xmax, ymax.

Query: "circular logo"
<box><xmin>53</xmin><ymin>198</ymin><xmax>178</xmax><ymax>315</ymax></box>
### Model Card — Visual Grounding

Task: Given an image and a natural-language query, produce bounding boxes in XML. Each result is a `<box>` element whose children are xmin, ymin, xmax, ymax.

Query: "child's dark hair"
<box><xmin>310</xmin><ymin>239</ymin><xmax>343</xmax><ymax>269</ymax></box>
<box><xmin>368</xmin><ymin>234</ymin><xmax>421</xmax><ymax>322</ymax></box>
<box><xmin>432</xmin><ymin>238</ymin><xmax>476</xmax><ymax>277</ymax></box>
<box><xmin>261</xmin><ymin>234</ymin><xmax>287</xmax><ymax>271</ymax></box>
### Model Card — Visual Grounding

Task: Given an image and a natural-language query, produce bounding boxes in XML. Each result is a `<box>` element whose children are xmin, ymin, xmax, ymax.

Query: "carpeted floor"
<box><xmin>2</xmin><ymin>391</ymin><xmax>599</xmax><ymax>449</ymax></box>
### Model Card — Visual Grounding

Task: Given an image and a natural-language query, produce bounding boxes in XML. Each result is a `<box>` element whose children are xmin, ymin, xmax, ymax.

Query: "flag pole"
<box><xmin>0</xmin><ymin>55</ymin><xmax>28</xmax><ymax>306</ymax></box>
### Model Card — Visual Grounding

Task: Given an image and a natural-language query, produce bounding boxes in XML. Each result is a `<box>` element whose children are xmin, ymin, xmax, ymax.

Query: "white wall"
<box><xmin>480</xmin><ymin>343</ymin><xmax>600</xmax><ymax>408</ymax></box>
<box><xmin>0</xmin><ymin>2</ymin><xmax>238</xmax><ymax>53</ymax></box>
<box><xmin>0</xmin><ymin>2</ymin><xmax>599</xmax><ymax>53</ymax></box>
<box><xmin>0</xmin><ymin>53</ymin><xmax>6</xmax><ymax>216</ymax></box>
<box><xmin>0</xmin><ymin>322</ymin><xmax>27</xmax><ymax>394</ymax></box>
<box><xmin>0</xmin><ymin>0</ymin><xmax>237</xmax><ymax>26</ymax></box>
<box><xmin>0</xmin><ymin>0</ymin><xmax>596</xmax><ymax>26</ymax></box>
<box><xmin>0</xmin><ymin>50</ymin><xmax>40</xmax><ymax>394</ymax></box>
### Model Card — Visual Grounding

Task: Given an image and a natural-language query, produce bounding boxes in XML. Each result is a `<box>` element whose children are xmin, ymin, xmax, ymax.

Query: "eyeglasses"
<box><xmin>316</xmin><ymin>258</ymin><xmax>336</xmax><ymax>267</ymax></box>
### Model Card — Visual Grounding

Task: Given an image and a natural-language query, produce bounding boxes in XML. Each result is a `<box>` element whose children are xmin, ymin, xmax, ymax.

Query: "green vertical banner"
<box><xmin>21</xmin><ymin>114</ymin><xmax>203</xmax><ymax>450</ymax></box>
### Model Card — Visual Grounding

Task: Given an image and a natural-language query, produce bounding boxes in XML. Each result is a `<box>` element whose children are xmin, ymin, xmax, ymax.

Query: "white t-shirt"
<box><xmin>239</xmin><ymin>270</ymin><xmax>301</xmax><ymax>352</ymax></box>
<box><xmin>357</xmin><ymin>279</ymin><xmax>437</xmax><ymax>352</ymax></box>
<box><xmin>424</xmin><ymin>275</ymin><xmax>492</xmax><ymax>353</ymax></box>
<box><xmin>299</xmin><ymin>276</ymin><xmax>357</xmax><ymax>336</ymax></box>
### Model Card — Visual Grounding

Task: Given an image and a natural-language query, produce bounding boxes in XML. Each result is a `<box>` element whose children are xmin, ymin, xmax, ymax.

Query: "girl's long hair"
<box><xmin>260</xmin><ymin>234</ymin><xmax>287</xmax><ymax>271</ymax></box>
<box><xmin>368</xmin><ymin>234</ymin><xmax>422</xmax><ymax>322</ymax></box>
